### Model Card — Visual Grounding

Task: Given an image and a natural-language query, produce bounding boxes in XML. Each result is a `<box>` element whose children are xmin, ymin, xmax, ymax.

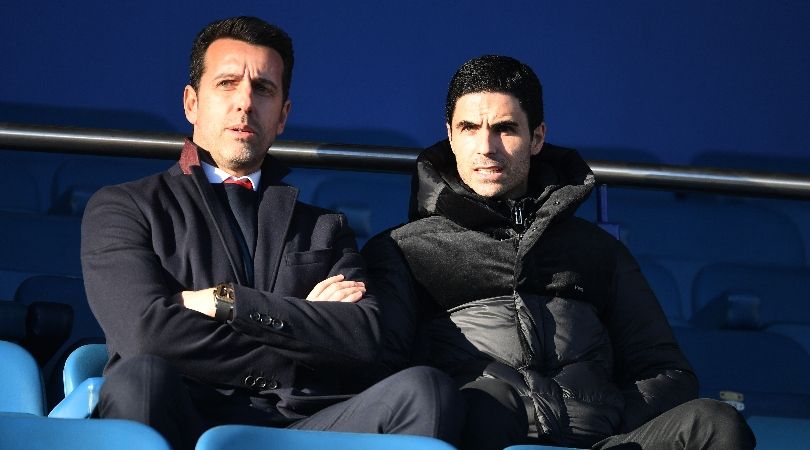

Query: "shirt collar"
<box><xmin>201</xmin><ymin>162</ymin><xmax>261</xmax><ymax>192</ymax></box>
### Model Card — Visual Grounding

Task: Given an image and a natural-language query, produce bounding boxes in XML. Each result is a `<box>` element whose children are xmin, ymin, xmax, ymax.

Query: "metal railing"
<box><xmin>2</xmin><ymin>122</ymin><xmax>810</xmax><ymax>200</ymax></box>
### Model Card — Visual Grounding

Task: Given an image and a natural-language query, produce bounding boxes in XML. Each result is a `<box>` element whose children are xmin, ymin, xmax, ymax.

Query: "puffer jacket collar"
<box><xmin>409</xmin><ymin>139</ymin><xmax>596</xmax><ymax>236</ymax></box>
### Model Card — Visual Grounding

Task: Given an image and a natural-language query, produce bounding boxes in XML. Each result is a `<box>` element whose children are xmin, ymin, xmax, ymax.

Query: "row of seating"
<box><xmin>5</xmin><ymin>340</ymin><xmax>810</xmax><ymax>449</ymax></box>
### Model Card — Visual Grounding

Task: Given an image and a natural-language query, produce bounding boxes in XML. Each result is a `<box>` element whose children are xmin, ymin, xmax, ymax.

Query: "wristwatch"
<box><xmin>213</xmin><ymin>283</ymin><xmax>235</xmax><ymax>322</ymax></box>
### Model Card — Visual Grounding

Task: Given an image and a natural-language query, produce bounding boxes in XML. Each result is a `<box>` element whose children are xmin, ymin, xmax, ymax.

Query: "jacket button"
<box><xmin>266</xmin><ymin>379</ymin><xmax>279</xmax><ymax>389</ymax></box>
<box><xmin>270</xmin><ymin>318</ymin><xmax>284</xmax><ymax>329</ymax></box>
<box><xmin>256</xmin><ymin>377</ymin><xmax>267</xmax><ymax>389</ymax></box>
<box><xmin>261</xmin><ymin>315</ymin><xmax>272</xmax><ymax>325</ymax></box>
<box><xmin>250</xmin><ymin>312</ymin><xmax>262</xmax><ymax>322</ymax></box>
<box><xmin>244</xmin><ymin>375</ymin><xmax>256</xmax><ymax>387</ymax></box>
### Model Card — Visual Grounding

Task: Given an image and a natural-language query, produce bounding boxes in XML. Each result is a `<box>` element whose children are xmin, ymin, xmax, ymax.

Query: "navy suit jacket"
<box><xmin>81</xmin><ymin>140</ymin><xmax>382</xmax><ymax>417</ymax></box>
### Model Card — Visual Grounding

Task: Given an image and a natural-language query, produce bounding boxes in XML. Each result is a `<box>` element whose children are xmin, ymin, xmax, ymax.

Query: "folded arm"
<box><xmin>82</xmin><ymin>185</ymin><xmax>381</xmax><ymax>389</ymax></box>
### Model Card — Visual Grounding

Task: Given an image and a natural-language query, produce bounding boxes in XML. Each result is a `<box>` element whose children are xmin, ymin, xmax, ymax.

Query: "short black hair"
<box><xmin>445</xmin><ymin>55</ymin><xmax>543</xmax><ymax>132</ymax></box>
<box><xmin>189</xmin><ymin>16</ymin><xmax>294</xmax><ymax>100</ymax></box>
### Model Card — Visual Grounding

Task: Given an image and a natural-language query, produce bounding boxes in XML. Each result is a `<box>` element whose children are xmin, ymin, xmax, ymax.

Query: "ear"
<box><xmin>276</xmin><ymin>100</ymin><xmax>292</xmax><ymax>135</ymax></box>
<box><xmin>446</xmin><ymin>122</ymin><xmax>452</xmax><ymax>142</ymax></box>
<box><xmin>183</xmin><ymin>85</ymin><xmax>198</xmax><ymax>125</ymax></box>
<box><xmin>530</xmin><ymin>122</ymin><xmax>546</xmax><ymax>155</ymax></box>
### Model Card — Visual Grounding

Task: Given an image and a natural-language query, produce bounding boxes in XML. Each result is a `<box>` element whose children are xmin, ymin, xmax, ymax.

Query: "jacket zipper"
<box><xmin>513</xmin><ymin>201</ymin><xmax>525</xmax><ymax>227</ymax></box>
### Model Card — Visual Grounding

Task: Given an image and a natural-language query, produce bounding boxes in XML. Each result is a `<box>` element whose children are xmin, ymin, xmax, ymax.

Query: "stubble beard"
<box><xmin>221</xmin><ymin>139</ymin><xmax>265</xmax><ymax>173</ymax></box>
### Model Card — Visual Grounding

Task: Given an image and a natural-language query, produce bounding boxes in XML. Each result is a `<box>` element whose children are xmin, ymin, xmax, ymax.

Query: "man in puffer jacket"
<box><xmin>362</xmin><ymin>55</ymin><xmax>754</xmax><ymax>450</ymax></box>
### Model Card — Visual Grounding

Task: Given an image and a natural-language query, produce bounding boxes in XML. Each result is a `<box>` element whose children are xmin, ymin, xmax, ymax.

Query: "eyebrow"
<box><xmin>455</xmin><ymin>120</ymin><xmax>480</xmax><ymax>130</ymax></box>
<box><xmin>213</xmin><ymin>72</ymin><xmax>279</xmax><ymax>90</ymax></box>
<box><xmin>491</xmin><ymin>119</ymin><xmax>519</xmax><ymax>129</ymax></box>
<box><xmin>454</xmin><ymin>119</ymin><xmax>519</xmax><ymax>129</ymax></box>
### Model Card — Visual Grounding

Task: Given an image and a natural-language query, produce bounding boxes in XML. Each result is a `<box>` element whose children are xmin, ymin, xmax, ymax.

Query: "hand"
<box><xmin>174</xmin><ymin>288</ymin><xmax>217</xmax><ymax>317</ymax></box>
<box><xmin>306</xmin><ymin>274</ymin><xmax>366</xmax><ymax>303</ymax></box>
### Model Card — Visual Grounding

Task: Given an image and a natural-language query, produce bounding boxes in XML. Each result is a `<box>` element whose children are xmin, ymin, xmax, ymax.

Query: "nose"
<box><xmin>476</xmin><ymin>128</ymin><xmax>499</xmax><ymax>155</ymax></box>
<box><xmin>234</xmin><ymin>80</ymin><xmax>254</xmax><ymax>113</ymax></box>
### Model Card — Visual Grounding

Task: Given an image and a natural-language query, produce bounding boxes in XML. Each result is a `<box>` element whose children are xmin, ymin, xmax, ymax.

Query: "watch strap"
<box><xmin>213</xmin><ymin>283</ymin><xmax>235</xmax><ymax>322</ymax></box>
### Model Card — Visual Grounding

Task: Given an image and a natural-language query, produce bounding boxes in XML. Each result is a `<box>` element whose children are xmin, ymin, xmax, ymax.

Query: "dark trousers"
<box><xmin>98</xmin><ymin>355</ymin><xmax>464</xmax><ymax>450</ymax></box>
<box><xmin>460</xmin><ymin>377</ymin><xmax>756</xmax><ymax>450</ymax></box>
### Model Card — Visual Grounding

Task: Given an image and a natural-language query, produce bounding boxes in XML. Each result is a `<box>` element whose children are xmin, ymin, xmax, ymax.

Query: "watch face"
<box><xmin>215</xmin><ymin>284</ymin><xmax>235</xmax><ymax>303</ymax></box>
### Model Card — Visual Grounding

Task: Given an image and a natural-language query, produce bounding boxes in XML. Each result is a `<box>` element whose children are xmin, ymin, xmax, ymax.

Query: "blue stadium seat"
<box><xmin>0</xmin><ymin>340</ymin><xmax>45</xmax><ymax>415</ymax></box>
<box><xmin>673</xmin><ymin>327</ymin><xmax>810</xmax><ymax>418</ymax></box>
<box><xmin>766</xmin><ymin>323</ymin><xmax>810</xmax><ymax>358</ymax></box>
<box><xmin>0</xmin><ymin>413</ymin><xmax>170</xmax><ymax>450</ymax></box>
<box><xmin>61</xmin><ymin>343</ymin><xmax>107</xmax><ymax>397</ymax></box>
<box><xmin>690</xmin><ymin>263</ymin><xmax>810</xmax><ymax>358</ymax></box>
<box><xmin>49</xmin><ymin>343</ymin><xmax>107</xmax><ymax>419</ymax></box>
<box><xmin>610</xmin><ymin>192</ymin><xmax>805</xmax><ymax>320</ymax></box>
<box><xmin>0</xmin><ymin>164</ymin><xmax>41</xmax><ymax>213</ymax></box>
<box><xmin>691</xmin><ymin>263</ymin><xmax>810</xmax><ymax>328</ymax></box>
<box><xmin>0</xmin><ymin>212</ymin><xmax>82</xmax><ymax>299</ymax></box>
<box><xmin>196</xmin><ymin>426</ymin><xmax>457</xmax><ymax>450</ymax></box>
<box><xmin>14</xmin><ymin>274</ymin><xmax>104</xmax><ymax>407</ymax></box>
<box><xmin>747</xmin><ymin>415</ymin><xmax>810</xmax><ymax>450</ymax></box>
<box><xmin>49</xmin><ymin>156</ymin><xmax>169</xmax><ymax>216</ymax></box>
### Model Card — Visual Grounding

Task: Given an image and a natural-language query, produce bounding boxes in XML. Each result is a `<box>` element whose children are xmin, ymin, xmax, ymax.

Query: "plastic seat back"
<box><xmin>0</xmin><ymin>340</ymin><xmax>45</xmax><ymax>415</ymax></box>
<box><xmin>0</xmin><ymin>413</ymin><xmax>170</xmax><ymax>450</ymax></box>
<box><xmin>196</xmin><ymin>425</ymin><xmax>457</xmax><ymax>450</ymax></box>
<box><xmin>63</xmin><ymin>343</ymin><xmax>107</xmax><ymax>397</ymax></box>
<box><xmin>48</xmin><ymin>343</ymin><xmax>107</xmax><ymax>418</ymax></box>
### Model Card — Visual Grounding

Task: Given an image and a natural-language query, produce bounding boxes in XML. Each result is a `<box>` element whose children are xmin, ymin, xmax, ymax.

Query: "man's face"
<box><xmin>447</xmin><ymin>92</ymin><xmax>545</xmax><ymax>200</ymax></box>
<box><xmin>183</xmin><ymin>38</ymin><xmax>291</xmax><ymax>176</ymax></box>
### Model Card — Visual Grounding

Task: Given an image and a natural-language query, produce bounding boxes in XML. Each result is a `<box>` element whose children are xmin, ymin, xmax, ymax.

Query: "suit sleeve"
<box><xmin>82</xmin><ymin>185</ymin><xmax>381</xmax><ymax>390</ymax></box>
<box><xmin>606</xmin><ymin>243</ymin><xmax>699</xmax><ymax>432</ymax></box>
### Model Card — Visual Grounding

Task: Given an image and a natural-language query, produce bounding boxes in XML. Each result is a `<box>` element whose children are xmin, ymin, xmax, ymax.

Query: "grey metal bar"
<box><xmin>2</xmin><ymin>122</ymin><xmax>810</xmax><ymax>199</ymax></box>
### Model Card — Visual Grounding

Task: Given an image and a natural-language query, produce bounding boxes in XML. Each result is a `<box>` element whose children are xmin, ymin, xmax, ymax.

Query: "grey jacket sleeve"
<box><xmin>606</xmin><ymin>243</ymin><xmax>699</xmax><ymax>432</ymax></box>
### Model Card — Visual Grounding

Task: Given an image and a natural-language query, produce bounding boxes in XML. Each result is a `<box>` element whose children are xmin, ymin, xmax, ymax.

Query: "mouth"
<box><xmin>227</xmin><ymin>125</ymin><xmax>256</xmax><ymax>137</ymax></box>
<box><xmin>474</xmin><ymin>166</ymin><xmax>503</xmax><ymax>175</ymax></box>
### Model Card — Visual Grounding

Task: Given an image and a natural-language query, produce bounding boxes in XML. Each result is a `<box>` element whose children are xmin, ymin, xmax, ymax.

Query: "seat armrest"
<box><xmin>49</xmin><ymin>377</ymin><xmax>104</xmax><ymax>418</ymax></box>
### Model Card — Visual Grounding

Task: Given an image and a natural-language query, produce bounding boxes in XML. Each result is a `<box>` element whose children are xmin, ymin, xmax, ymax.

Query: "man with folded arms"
<box><xmin>82</xmin><ymin>16</ymin><xmax>462</xmax><ymax>450</ymax></box>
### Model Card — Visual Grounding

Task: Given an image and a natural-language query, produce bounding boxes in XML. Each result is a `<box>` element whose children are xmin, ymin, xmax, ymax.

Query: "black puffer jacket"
<box><xmin>363</xmin><ymin>140</ymin><xmax>697</xmax><ymax>447</ymax></box>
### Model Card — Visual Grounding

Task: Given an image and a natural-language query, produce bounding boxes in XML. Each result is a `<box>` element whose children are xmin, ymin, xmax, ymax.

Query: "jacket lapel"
<box><xmin>254</xmin><ymin>183</ymin><xmax>297</xmax><ymax>291</ymax></box>
<box><xmin>177</xmin><ymin>139</ymin><xmax>250</xmax><ymax>286</ymax></box>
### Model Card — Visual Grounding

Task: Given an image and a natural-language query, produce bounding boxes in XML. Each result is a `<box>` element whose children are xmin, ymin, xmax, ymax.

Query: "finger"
<box><xmin>328</xmin><ymin>286</ymin><xmax>366</xmax><ymax>302</ymax></box>
<box><xmin>317</xmin><ymin>280</ymin><xmax>363</xmax><ymax>300</ymax></box>
<box><xmin>310</xmin><ymin>285</ymin><xmax>365</xmax><ymax>302</ymax></box>
<box><xmin>307</xmin><ymin>274</ymin><xmax>344</xmax><ymax>300</ymax></box>
<box><xmin>340</xmin><ymin>290</ymin><xmax>364</xmax><ymax>303</ymax></box>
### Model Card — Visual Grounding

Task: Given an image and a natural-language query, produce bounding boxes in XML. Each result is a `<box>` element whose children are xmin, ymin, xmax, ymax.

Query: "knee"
<box><xmin>686</xmin><ymin>399</ymin><xmax>755</xmax><ymax>448</ymax></box>
<box><xmin>389</xmin><ymin>366</ymin><xmax>464</xmax><ymax>414</ymax></box>
<box><xmin>688</xmin><ymin>399</ymin><xmax>742</xmax><ymax>426</ymax></box>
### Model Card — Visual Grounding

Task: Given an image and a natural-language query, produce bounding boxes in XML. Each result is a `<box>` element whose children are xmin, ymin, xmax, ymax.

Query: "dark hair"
<box><xmin>189</xmin><ymin>16</ymin><xmax>294</xmax><ymax>100</ymax></box>
<box><xmin>445</xmin><ymin>55</ymin><xmax>544</xmax><ymax>132</ymax></box>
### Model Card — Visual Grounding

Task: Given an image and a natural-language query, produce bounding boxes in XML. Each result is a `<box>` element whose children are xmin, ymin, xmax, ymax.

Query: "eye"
<box><xmin>493</xmin><ymin>123</ymin><xmax>518</xmax><ymax>134</ymax></box>
<box><xmin>254</xmin><ymin>84</ymin><xmax>273</xmax><ymax>95</ymax></box>
<box><xmin>217</xmin><ymin>79</ymin><xmax>237</xmax><ymax>88</ymax></box>
<box><xmin>457</xmin><ymin>122</ymin><xmax>477</xmax><ymax>132</ymax></box>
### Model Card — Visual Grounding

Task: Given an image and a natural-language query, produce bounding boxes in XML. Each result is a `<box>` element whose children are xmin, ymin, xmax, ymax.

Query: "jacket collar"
<box><xmin>177</xmin><ymin>138</ymin><xmax>291</xmax><ymax>186</ymax></box>
<box><xmin>409</xmin><ymin>139</ymin><xmax>595</xmax><ymax>230</ymax></box>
